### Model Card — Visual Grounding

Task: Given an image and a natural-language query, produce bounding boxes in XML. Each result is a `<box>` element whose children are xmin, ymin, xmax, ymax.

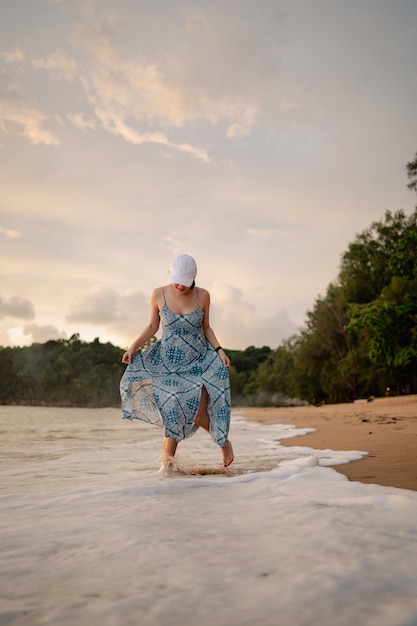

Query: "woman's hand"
<box><xmin>218</xmin><ymin>349</ymin><xmax>231</xmax><ymax>369</ymax></box>
<box><xmin>121</xmin><ymin>350</ymin><xmax>135</xmax><ymax>364</ymax></box>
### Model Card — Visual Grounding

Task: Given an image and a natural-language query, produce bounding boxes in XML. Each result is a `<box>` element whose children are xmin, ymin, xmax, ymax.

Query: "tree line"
<box><xmin>0</xmin><ymin>336</ymin><xmax>124</xmax><ymax>407</ymax></box>
<box><xmin>1</xmin><ymin>154</ymin><xmax>416</xmax><ymax>407</ymax></box>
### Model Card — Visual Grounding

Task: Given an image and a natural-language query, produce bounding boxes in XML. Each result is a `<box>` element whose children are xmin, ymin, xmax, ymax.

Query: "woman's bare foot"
<box><xmin>221</xmin><ymin>440</ymin><xmax>234</xmax><ymax>468</ymax></box>
<box><xmin>158</xmin><ymin>455</ymin><xmax>179</xmax><ymax>476</ymax></box>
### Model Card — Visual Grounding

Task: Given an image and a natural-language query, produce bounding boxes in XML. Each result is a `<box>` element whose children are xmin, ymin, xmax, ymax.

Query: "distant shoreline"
<box><xmin>235</xmin><ymin>394</ymin><xmax>417</xmax><ymax>492</ymax></box>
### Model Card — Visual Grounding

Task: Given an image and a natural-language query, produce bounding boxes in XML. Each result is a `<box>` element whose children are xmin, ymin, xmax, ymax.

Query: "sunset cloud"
<box><xmin>23</xmin><ymin>323</ymin><xmax>67</xmax><ymax>343</ymax></box>
<box><xmin>210</xmin><ymin>281</ymin><xmax>297</xmax><ymax>348</ymax></box>
<box><xmin>0</xmin><ymin>100</ymin><xmax>59</xmax><ymax>146</ymax></box>
<box><xmin>0</xmin><ymin>296</ymin><xmax>35</xmax><ymax>320</ymax></box>
<box><xmin>31</xmin><ymin>49</ymin><xmax>77</xmax><ymax>82</ymax></box>
<box><xmin>0</xmin><ymin>227</ymin><xmax>23</xmax><ymax>239</ymax></box>
<box><xmin>66</xmin><ymin>286</ymin><xmax>150</xmax><ymax>346</ymax></box>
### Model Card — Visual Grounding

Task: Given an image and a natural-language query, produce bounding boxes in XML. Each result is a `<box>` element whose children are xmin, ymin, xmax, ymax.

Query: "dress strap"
<box><xmin>162</xmin><ymin>287</ymin><xmax>167</xmax><ymax>305</ymax></box>
<box><xmin>196</xmin><ymin>287</ymin><xmax>199</xmax><ymax>305</ymax></box>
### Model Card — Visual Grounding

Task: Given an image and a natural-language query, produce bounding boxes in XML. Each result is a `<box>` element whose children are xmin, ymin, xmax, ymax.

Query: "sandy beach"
<box><xmin>238</xmin><ymin>394</ymin><xmax>417</xmax><ymax>492</ymax></box>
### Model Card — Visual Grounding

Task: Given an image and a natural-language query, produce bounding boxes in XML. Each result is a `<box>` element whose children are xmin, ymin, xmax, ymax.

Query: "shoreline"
<box><xmin>235</xmin><ymin>394</ymin><xmax>417</xmax><ymax>491</ymax></box>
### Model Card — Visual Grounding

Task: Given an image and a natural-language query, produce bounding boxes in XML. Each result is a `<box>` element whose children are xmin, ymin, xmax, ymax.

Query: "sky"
<box><xmin>1</xmin><ymin>0</ymin><xmax>417</xmax><ymax>351</ymax></box>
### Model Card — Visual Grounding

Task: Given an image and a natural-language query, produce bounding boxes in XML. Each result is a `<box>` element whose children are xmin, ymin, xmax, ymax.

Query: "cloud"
<box><xmin>247</xmin><ymin>227</ymin><xmax>295</xmax><ymax>239</ymax></box>
<box><xmin>64</xmin><ymin>4</ymin><xmax>289</xmax><ymax>154</ymax></box>
<box><xmin>210</xmin><ymin>281</ymin><xmax>297</xmax><ymax>349</ymax></box>
<box><xmin>0</xmin><ymin>3</ymin><xmax>294</xmax><ymax>157</ymax></box>
<box><xmin>0</xmin><ymin>296</ymin><xmax>35</xmax><ymax>320</ymax></box>
<box><xmin>67</xmin><ymin>286</ymin><xmax>122</xmax><ymax>325</ymax></box>
<box><xmin>94</xmin><ymin>107</ymin><xmax>210</xmax><ymax>162</ymax></box>
<box><xmin>278</xmin><ymin>98</ymin><xmax>302</xmax><ymax>112</ymax></box>
<box><xmin>66</xmin><ymin>286</ymin><xmax>150</xmax><ymax>345</ymax></box>
<box><xmin>0</xmin><ymin>100</ymin><xmax>59</xmax><ymax>145</ymax></box>
<box><xmin>0</xmin><ymin>227</ymin><xmax>23</xmax><ymax>239</ymax></box>
<box><xmin>31</xmin><ymin>49</ymin><xmax>77</xmax><ymax>82</ymax></box>
<box><xmin>67</xmin><ymin>112</ymin><xmax>96</xmax><ymax>131</ymax></box>
<box><xmin>23</xmin><ymin>323</ymin><xmax>67</xmax><ymax>344</ymax></box>
<box><xmin>225</xmin><ymin>104</ymin><xmax>258</xmax><ymax>139</ymax></box>
<box><xmin>1</xmin><ymin>48</ymin><xmax>25</xmax><ymax>63</ymax></box>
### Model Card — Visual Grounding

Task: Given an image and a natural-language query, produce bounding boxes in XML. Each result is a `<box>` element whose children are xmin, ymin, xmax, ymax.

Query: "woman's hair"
<box><xmin>191</xmin><ymin>280</ymin><xmax>196</xmax><ymax>289</ymax></box>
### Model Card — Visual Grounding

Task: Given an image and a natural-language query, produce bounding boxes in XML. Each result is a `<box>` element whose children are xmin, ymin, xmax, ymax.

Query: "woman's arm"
<box><xmin>201</xmin><ymin>290</ymin><xmax>230</xmax><ymax>369</ymax></box>
<box><xmin>121</xmin><ymin>289</ymin><xmax>161</xmax><ymax>364</ymax></box>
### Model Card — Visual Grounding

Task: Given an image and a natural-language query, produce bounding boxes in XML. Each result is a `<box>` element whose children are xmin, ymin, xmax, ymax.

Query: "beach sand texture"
<box><xmin>239</xmin><ymin>394</ymin><xmax>417</xmax><ymax>491</ymax></box>
<box><xmin>1</xmin><ymin>398</ymin><xmax>417</xmax><ymax>626</ymax></box>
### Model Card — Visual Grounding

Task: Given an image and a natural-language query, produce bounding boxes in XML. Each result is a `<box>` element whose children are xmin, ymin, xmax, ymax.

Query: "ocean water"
<box><xmin>1</xmin><ymin>406</ymin><xmax>417</xmax><ymax>626</ymax></box>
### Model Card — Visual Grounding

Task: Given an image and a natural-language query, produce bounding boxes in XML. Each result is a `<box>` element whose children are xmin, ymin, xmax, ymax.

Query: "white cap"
<box><xmin>168</xmin><ymin>254</ymin><xmax>197</xmax><ymax>287</ymax></box>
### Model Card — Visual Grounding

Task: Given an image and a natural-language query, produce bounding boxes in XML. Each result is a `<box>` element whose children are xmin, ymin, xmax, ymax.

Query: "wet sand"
<box><xmin>236</xmin><ymin>395</ymin><xmax>417</xmax><ymax>491</ymax></box>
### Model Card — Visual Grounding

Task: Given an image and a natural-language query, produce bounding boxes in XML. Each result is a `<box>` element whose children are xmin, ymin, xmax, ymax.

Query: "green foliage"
<box><xmin>245</xmin><ymin>340</ymin><xmax>295</xmax><ymax>397</ymax></box>
<box><xmin>227</xmin><ymin>346</ymin><xmax>272</xmax><ymax>404</ymax></box>
<box><xmin>227</xmin><ymin>345</ymin><xmax>272</xmax><ymax>374</ymax></box>
<box><xmin>344</xmin><ymin>207</ymin><xmax>417</xmax><ymax>394</ymax></box>
<box><xmin>407</xmin><ymin>151</ymin><xmax>417</xmax><ymax>192</ymax></box>
<box><xmin>0</xmin><ymin>335</ymin><xmax>125</xmax><ymax>407</ymax></box>
<box><xmin>339</xmin><ymin>210</ymin><xmax>411</xmax><ymax>303</ymax></box>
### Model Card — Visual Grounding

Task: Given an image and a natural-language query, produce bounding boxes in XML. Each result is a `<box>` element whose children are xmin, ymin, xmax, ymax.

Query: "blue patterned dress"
<box><xmin>120</xmin><ymin>289</ymin><xmax>231</xmax><ymax>448</ymax></box>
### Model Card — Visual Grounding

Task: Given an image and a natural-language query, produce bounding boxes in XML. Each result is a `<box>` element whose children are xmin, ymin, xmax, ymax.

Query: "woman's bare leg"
<box><xmin>195</xmin><ymin>386</ymin><xmax>234</xmax><ymax>468</ymax></box>
<box><xmin>194</xmin><ymin>386</ymin><xmax>210</xmax><ymax>433</ymax></box>
<box><xmin>221</xmin><ymin>440</ymin><xmax>234</xmax><ymax>468</ymax></box>
<box><xmin>161</xmin><ymin>437</ymin><xmax>178</xmax><ymax>469</ymax></box>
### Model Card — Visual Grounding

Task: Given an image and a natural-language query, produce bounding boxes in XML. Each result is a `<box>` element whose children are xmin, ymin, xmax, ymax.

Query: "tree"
<box><xmin>407</xmin><ymin>151</ymin><xmax>417</xmax><ymax>193</ymax></box>
<box><xmin>227</xmin><ymin>346</ymin><xmax>272</xmax><ymax>403</ymax></box>
<box><xmin>346</xmin><ymin>208</ymin><xmax>417</xmax><ymax>394</ymax></box>
<box><xmin>244</xmin><ymin>337</ymin><xmax>297</xmax><ymax>403</ymax></box>
<box><xmin>291</xmin><ymin>283</ymin><xmax>356</xmax><ymax>403</ymax></box>
<box><xmin>339</xmin><ymin>210</ymin><xmax>411</xmax><ymax>304</ymax></box>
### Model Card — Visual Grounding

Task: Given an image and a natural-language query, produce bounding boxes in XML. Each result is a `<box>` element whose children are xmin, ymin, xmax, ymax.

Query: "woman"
<box><xmin>120</xmin><ymin>254</ymin><xmax>234</xmax><ymax>471</ymax></box>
